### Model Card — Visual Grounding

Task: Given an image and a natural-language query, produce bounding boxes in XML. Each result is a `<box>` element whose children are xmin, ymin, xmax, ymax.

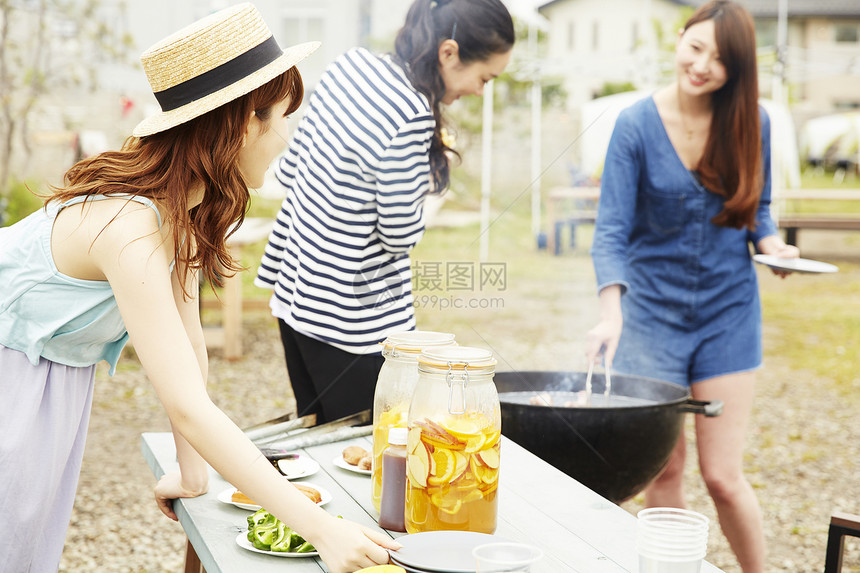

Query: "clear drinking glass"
<box><xmin>637</xmin><ymin>507</ymin><xmax>709</xmax><ymax>573</ymax></box>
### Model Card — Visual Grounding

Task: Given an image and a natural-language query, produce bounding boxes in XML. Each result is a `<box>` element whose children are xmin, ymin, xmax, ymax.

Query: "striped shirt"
<box><xmin>255</xmin><ymin>48</ymin><xmax>434</xmax><ymax>354</ymax></box>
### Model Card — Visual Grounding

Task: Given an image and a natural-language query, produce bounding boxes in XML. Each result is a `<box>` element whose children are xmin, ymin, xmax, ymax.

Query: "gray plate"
<box><xmin>389</xmin><ymin>531</ymin><xmax>510</xmax><ymax>573</ymax></box>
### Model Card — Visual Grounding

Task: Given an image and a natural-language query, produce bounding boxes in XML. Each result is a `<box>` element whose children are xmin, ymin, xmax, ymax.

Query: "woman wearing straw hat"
<box><xmin>256</xmin><ymin>0</ymin><xmax>514</xmax><ymax>424</ymax></box>
<box><xmin>0</xmin><ymin>4</ymin><xmax>399</xmax><ymax>571</ymax></box>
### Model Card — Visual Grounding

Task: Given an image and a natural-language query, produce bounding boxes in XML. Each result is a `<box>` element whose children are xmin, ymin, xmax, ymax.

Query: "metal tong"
<box><xmin>584</xmin><ymin>350</ymin><xmax>612</xmax><ymax>406</ymax></box>
<box><xmin>244</xmin><ymin>409</ymin><xmax>372</xmax><ymax>450</ymax></box>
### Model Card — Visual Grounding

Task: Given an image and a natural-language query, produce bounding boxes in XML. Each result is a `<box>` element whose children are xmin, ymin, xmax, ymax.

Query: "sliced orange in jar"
<box><xmin>427</xmin><ymin>448</ymin><xmax>456</xmax><ymax>486</ymax></box>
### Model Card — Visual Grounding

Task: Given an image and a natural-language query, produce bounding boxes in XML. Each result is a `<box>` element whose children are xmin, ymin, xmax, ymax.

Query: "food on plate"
<box><xmin>232</xmin><ymin>483</ymin><xmax>322</xmax><ymax>506</ymax></box>
<box><xmin>293</xmin><ymin>483</ymin><xmax>322</xmax><ymax>504</ymax></box>
<box><xmin>342</xmin><ymin>445</ymin><xmax>370</xmax><ymax>466</ymax></box>
<box><xmin>357</xmin><ymin>455</ymin><xmax>372</xmax><ymax>470</ymax></box>
<box><xmin>246</xmin><ymin>508</ymin><xmax>316</xmax><ymax>553</ymax></box>
<box><xmin>232</xmin><ymin>490</ymin><xmax>256</xmax><ymax>505</ymax></box>
<box><xmin>405</xmin><ymin>416</ymin><xmax>501</xmax><ymax>532</ymax></box>
<box><xmin>275</xmin><ymin>457</ymin><xmax>304</xmax><ymax>476</ymax></box>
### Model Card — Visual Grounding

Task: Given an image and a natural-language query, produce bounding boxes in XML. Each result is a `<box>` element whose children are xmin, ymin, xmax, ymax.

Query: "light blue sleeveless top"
<box><xmin>0</xmin><ymin>195</ymin><xmax>167</xmax><ymax>375</ymax></box>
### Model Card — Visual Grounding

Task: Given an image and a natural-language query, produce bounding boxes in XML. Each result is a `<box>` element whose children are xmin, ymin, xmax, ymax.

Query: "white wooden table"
<box><xmin>141</xmin><ymin>432</ymin><xmax>726</xmax><ymax>573</ymax></box>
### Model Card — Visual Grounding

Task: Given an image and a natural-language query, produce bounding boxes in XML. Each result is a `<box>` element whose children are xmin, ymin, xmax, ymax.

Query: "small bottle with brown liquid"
<box><xmin>378</xmin><ymin>427</ymin><xmax>408</xmax><ymax>532</ymax></box>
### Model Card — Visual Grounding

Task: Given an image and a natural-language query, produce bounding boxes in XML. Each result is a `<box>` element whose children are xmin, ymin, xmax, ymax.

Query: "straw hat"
<box><xmin>133</xmin><ymin>3</ymin><xmax>320</xmax><ymax>137</ymax></box>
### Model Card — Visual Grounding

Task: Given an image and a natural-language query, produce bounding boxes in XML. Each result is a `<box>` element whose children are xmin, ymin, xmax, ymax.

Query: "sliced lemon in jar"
<box><xmin>463</xmin><ymin>433</ymin><xmax>487</xmax><ymax>453</ymax></box>
<box><xmin>475</xmin><ymin>464</ymin><xmax>499</xmax><ymax>485</ymax></box>
<box><xmin>445</xmin><ymin>418</ymin><xmax>482</xmax><ymax>440</ymax></box>
<box><xmin>483</xmin><ymin>429</ymin><xmax>501</xmax><ymax>449</ymax></box>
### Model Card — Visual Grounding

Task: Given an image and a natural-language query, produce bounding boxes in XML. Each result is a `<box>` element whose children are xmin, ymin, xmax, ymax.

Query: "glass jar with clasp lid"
<box><xmin>404</xmin><ymin>346</ymin><xmax>500</xmax><ymax>534</ymax></box>
<box><xmin>371</xmin><ymin>331</ymin><xmax>456</xmax><ymax>512</ymax></box>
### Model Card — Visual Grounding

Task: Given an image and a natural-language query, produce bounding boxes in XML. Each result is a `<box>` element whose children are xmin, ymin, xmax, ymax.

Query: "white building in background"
<box><xmin>537</xmin><ymin>0</ymin><xmax>691</xmax><ymax>109</ymax></box>
<box><xmin>742</xmin><ymin>0</ymin><xmax>860</xmax><ymax>113</ymax></box>
<box><xmin>536</xmin><ymin>0</ymin><xmax>860</xmax><ymax>115</ymax></box>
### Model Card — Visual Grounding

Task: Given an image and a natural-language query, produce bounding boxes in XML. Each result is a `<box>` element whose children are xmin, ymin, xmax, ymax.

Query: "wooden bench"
<box><xmin>775</xmin><ymin>188</ymin><xmax>860</xmax><ymax>246</ymax></box>
<box><xmin>544</xmin><ymin>187</ymin><xmax>860</xmax><ymax>253</ymax></box>
<box><xmin>202</xmin><ymin>217</ymin><xmax>273</xmax><ymax>361</ymax></box>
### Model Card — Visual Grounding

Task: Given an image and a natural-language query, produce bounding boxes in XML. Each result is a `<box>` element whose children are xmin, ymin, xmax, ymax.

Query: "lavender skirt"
<box><xmin>0</xmin><ymin>344</ymin><xmax>96</xmax><ymax>572</ymax></box>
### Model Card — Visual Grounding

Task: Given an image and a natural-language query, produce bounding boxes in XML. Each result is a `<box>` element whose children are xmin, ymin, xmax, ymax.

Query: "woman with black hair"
<box><xmin>256</xmin><ymin>0</ymin><xmax>514</xmax><ymax>423</ymax></box>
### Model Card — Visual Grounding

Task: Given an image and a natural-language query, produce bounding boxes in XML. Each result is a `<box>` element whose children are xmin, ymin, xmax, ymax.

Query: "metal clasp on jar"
<box><xmin>446</xmin><ymin>362</ymin><xmax>469</xmax><ymax>415</ymax></box>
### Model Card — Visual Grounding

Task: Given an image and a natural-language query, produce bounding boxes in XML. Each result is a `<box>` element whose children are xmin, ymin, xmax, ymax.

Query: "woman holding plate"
<box><xmin>587</xmin><ymin>2</ymin><xmax>798</xmax><ymax>571</ymax></box>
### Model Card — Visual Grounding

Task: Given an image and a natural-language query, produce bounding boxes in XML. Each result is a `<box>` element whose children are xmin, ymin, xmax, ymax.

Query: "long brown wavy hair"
<box><xmin>49</xmin><ymin>67</ymin><xmax>304</xmax><ymax>294</ymax></box>
<box><xmin>394</xmin><ymin>0</ymin><xmax>514</xmax><ymax>193</ymax></box>
<box><xmin>685</xmin><ymin>0</ymin><xmax>762</xmax><ymax>230</ymax></box>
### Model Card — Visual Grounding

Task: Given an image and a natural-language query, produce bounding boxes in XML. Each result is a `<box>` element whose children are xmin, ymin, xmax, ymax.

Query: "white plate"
<box><xmin>389</xmin><ymin>531</ymin><xmax>511</xmax><ymax>573</ymax></box>
<box><xmin>753</xmin><ymin>254</ymin><xmax>838</xmax><ymax>274</ymax></box>
<box><xmin>275</xmin><ymin>455</ymin><xmax>320</xmax><ymax>480</ymax></box>
<box><xmin>217</xmin><ymin>482</ymin><xmax>332</xmax><ymax>511</ymax></box>
<box><xmin>332</xmin><ymin>455</ymin><xmax>372</xmax><ymax>475</ymax></box>
<box><xmin>235</xmin><ymin>532</ymin><xmax>318</xmax><ymax>557</ymax></box>
<box><xmin>387</xmin><ymin>556</ymin><xmax>434</xmax><ymax>573</ymax></box>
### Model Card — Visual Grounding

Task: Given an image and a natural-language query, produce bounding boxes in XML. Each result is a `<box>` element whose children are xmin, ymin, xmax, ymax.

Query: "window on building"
<box><xmin>834</xmin><ymin>23</ymin><xmax>859</xmax><ymax>43</ymax></box>
<box><xmin>592</xmin><ymin>20</ymin><xmax>599</xmax><ymax>52</ymax></box>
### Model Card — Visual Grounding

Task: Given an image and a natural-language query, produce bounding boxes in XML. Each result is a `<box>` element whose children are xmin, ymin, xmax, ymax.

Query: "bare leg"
<box><xmin>693</xmin><ymin>372</ymin><xmax>765</xmax><ymax>573</ymax></box>
<box><xmin>644</xmin><ymin>426</ymin><xmax>688</xmax><ymax>508</ymax></box>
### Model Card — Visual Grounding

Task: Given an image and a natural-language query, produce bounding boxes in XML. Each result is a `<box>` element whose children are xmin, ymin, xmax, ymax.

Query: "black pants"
<box><xmin>277</xmin><ymin>320</ymin><xmax>384</xmax><ymax>424</ymax></box>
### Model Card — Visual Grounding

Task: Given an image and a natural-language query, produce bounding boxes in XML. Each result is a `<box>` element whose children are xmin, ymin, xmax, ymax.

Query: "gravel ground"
<box><xmin>58</xmin><ymin>269</ymin><xmax>860</xmax><ymax>573</ymax></box>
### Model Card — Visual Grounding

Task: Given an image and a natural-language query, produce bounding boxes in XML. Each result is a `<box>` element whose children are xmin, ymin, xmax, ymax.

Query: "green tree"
<box><xmin>0</xmin><ymin>0</ymin><xmax>134</xmax><ymax>199</ymax></box>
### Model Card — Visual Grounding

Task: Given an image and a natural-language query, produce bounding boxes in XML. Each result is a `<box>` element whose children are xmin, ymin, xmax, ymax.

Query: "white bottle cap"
<box><xmin>387</xmin><ymin>427</ymin><xmax>409</xmax><ymax>446</ymax></box>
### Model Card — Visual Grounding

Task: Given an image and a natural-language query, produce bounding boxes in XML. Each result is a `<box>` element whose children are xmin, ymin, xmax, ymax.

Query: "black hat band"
<box><xmin>153</xmin><ymin>35</ymin><xmax>283</xmax><ymax>112</ymax></box>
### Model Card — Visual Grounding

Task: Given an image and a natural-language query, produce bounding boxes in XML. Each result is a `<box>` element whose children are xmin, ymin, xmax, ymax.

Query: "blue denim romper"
<box><xmin>590</xmin><ymin>96</ymin><xmax>778</xmax><ymax>387</ymax></box>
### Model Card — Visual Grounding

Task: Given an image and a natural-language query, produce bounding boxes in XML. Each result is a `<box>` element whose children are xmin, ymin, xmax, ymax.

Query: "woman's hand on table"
<box><xmin>309</xmin><ymin>514</ymin><xmax>401</xmax><ymax>573</ymax></box>
<box><xmin>153</xmin><ymin>470</ymin><xmax>209</xmax><ymax>521</ymax></box>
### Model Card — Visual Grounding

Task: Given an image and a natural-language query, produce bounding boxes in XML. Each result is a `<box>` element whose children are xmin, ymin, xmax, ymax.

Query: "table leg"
<box><xmin>184</xmin><ymin>538</ymin><xmax>205</xmax><ymax>573</ymax></box>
